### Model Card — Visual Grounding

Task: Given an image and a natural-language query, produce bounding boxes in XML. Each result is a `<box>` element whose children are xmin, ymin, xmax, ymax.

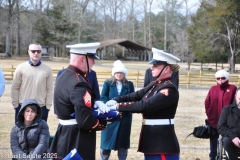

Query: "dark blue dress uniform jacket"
<box><xmin>50</xmin><ymin>65</ymin><xmax>106</xmax><ymax>159</ymax></box>
<box><xmin>114</xmin><ymin>78</ymin><xmax>180</xmax><ymax>154</ymax></box>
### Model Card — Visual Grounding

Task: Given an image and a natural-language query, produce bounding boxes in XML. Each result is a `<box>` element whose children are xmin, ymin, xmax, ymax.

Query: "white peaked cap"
<box><xmin>112</xmin><ymin>60</ymin><xmax>128</xmax><ymax>76</ymax></box>
<box><xmin>149</xmin><ymin>48</ymin><xmax>181</xmax><ymax>64</ymax></box>
<box><xmin>66</xmin><ymin>42</ymin><xmax>100</xmax><ymax>59</ymax></box>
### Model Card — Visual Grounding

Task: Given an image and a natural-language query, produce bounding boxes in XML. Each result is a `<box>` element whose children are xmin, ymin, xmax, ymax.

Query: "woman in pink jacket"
<box><xmin>205</xmin><ymin>69</ymin><xmax>237</xmax><ymax>160</ymax></box>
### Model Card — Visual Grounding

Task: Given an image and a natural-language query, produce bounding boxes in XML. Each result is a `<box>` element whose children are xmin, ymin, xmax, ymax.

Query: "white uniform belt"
<box><xmin>59</xmin><ymin>119</ymin><xmax>77</xmax><ymax>125</ymax></box>
<box><xmin>142</xmin><ymin>119</ymin><xmax>174</xmax><ymax>125</ymax></box>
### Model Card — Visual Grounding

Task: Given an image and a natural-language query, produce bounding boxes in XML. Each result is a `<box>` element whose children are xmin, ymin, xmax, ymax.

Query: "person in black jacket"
<box><xmin>107</xmin><ymin>48</ymin><xmax>181</xmax><ymax>160</ymax></box>
<box><xmin>217</xmin><ymin>88</ymin><xmax>240</xmax><ymax>160</ymax></box>
<box><xmin>10</xmin><ymin>99</ymin><xmax>50</xmax><ymax>159</ymax></box>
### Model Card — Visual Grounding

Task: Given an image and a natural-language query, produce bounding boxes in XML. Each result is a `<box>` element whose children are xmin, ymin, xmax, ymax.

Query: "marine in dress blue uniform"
<box><xmin>108</xmin><ymin>48</ymin><xmax>181</xmax><ymax>160</ymax></box>
<box><xmin>50</xmin><ymin>43</ymin><xmax>110</xmax><ymax>160</ymax></box>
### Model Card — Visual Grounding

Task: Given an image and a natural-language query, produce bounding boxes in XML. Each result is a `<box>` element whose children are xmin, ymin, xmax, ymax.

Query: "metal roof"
<box><xmin>98</xmin><ymin>39</ymin><xmax>151</xmax><ymax>51</ymax></box>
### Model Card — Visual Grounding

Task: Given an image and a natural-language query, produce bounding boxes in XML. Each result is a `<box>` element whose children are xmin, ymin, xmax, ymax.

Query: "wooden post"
<box><xmin>136</xmin><ymin>71</ymin><xmax>139</xmax><ymax>88</ymax></box>
<box><xmin>187</xmin><ymin>72</ymin><xmax>190</xmax><ymax>89</ymax></box>
<box><xmin>200</xmin><ymin>70</ymin><xmax>202</xmax><ymax>86</ymax></box>
<box><xmin>11</xmin><ymin>65</ymin><xmax>14</xmax><ymax>81</ymax></box>
<box><xmin>238</xmin><ymin>75</ymin><xmax>240</xmax><ymax>87</ymax></box>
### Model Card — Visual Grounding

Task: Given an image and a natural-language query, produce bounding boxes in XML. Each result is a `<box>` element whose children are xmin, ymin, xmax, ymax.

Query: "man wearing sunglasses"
<box><xmin>205</xmin><ymin>69</ymin><xmax>237</xmax><ymax>160</ymax></box>
<box><xmin>11</xmin><ymin>43</ymin><xmax>53</xmax><ymax>123</ymax></box>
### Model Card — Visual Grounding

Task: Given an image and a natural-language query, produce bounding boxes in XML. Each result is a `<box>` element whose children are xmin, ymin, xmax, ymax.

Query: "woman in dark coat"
<box><xmin>10</xmin><ymin>99</ymin><xmax>50</xmax><ymax>160</ymax></box>
<box><xmin>100</xmin><ymin>60</ymin><xmax>135</xmax><ymax>160</ymax></box>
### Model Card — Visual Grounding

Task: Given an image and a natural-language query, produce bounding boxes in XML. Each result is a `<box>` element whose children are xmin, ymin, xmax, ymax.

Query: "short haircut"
<box><xmin>25</xmin><ymin>104</ymin><xmax>38</xmax><ymax>113</ymax></box>
<box><xmin>28</xmin><ymin>43</ymin><xmax>42</xmax><ymax>50</ymax></box>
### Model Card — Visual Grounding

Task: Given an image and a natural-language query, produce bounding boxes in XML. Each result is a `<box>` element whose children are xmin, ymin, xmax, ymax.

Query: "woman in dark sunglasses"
<box><xmin>204</xmin><ymin>69</ymin><xmax>237</xmax><ymax>160</ymax></box>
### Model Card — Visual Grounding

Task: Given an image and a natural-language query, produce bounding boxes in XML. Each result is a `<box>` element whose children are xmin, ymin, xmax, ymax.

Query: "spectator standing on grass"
<box><xmin>50</xmin><ymin>43</ymin><xmax>110</xmax><ymax>159</ymax></box>
<box><xmin>205</xmin><ymin>69</ymin><xmax>237</xmax><ymax>160</ymax></box>
<box><xmin>100</xmin><ymin>60</ymin><xmax>135</xmax><ymax>160</ymax></box>
<box><xmin>11</xmin><ymin>43</ymin><xmax>53</xmax><ymax>123</ymax></box>
<box><xmin>0</xmin><ymin>66</ymin><xmax>5</xmax><ymax>97</ymax></box>
<box><xmin>144</xmin><ymin>53</ymin><xmax>179</xmax><ymax>88</ymax></box>
<box><xmin>106</xmin><ymin>48</ymin><xmax>181</xmax><ymax>160</ymax></box>
<box><xmin>10</xmin><ymin>99</ymin><xmax>50</xmax><ymax>160</ymax></box>
<box><xmin>217</xmin><ymin>87</ymin><xmax>240</xmax><ymax>160</ymax></box>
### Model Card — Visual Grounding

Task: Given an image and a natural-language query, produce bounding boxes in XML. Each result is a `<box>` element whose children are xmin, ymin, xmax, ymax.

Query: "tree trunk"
<box><xmin>5</xmin><ymin>0</ymin><xmax>15</xmax><ymax>57</ymax></box>
<box><xmin>16</xmin><ymin>0</ymin><xmax>20</xmax><ymax>56</ymax></box>
<box><xmin>144</xmin><ymin>0</ymin><xmax>147</xmax><ymax>46</ymax></box>
<box><xmin>77</xmin><ymin>0</ymin><xmax>89</xmax><ymax>43</ymax></box>
<box><xmin>164</xmin><ymin>8</ymin><xmax>167</xmax><ymax>51</ymax></box>
<box><xmin>148</xmin><ymin>0</ymin><xmax>153</xmax><ymax>48</ymax></box>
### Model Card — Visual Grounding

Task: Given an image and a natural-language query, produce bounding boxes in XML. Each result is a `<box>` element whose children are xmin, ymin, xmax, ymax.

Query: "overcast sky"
<box><xmin>151</xmin><ymin>0</ymin><xmax>200</xmax><ymax>15</ymax></box>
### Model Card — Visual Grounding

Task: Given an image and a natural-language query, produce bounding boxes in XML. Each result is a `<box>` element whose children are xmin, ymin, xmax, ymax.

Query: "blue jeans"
<box><xmin>15</xmin><ymin>104</ymin><xmax>49</xmax><ymax>123</ymax></box>
<box><xmin>144</xmin><ymin>154</ymin><xmax>180</xmax><ymax>160</ymax></box>
<box><xmin>209</xmin><ymin>130</ymin><xmax>219</xmax><ymax>159</ymax></box>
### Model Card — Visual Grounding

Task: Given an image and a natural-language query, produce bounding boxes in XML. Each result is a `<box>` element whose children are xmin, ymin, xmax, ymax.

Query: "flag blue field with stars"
<box><xmin>70</xmin><ymin>108</ymin><xmax>120</xmax><ymax>121</ymax></box>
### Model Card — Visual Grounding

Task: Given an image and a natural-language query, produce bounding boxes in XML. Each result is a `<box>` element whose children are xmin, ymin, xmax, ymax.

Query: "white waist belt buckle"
<box><xmin>59</xmin><ymin>119</ymin><xmax>77</xmax><ymax>125</ymax></box>
<box><xmin>143</xmin><ymin>119</ymin><xmax>174</xmax><ymax>125</ymax></box>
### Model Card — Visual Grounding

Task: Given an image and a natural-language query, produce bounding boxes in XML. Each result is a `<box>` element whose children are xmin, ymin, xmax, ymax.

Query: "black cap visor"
<box><xmin>86</xmin><ymin>53</ymin><xmax>100</xmax><ymax>59</ymax></box>
<box><xmin>70</xmin><ymin>52</ymin><xmax>99</xmax><ymax>59</ymax></box>
<box><xmin>149</xmin><ymin>59</ymin><xmax>167</xmax><ymax>65</ymax></box>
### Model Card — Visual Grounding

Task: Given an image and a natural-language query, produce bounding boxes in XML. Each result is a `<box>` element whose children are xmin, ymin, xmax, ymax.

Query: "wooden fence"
<box><xmin>2</xmin><ymin>66</ymin><xmax>240</xmax><ymax>89</ymax></box>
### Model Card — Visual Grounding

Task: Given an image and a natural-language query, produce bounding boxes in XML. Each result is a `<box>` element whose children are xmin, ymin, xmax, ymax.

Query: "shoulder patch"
<box><xmin>83</xmin><ymin>90</ymin><xmax>92</xmax><ymax>107</ymax></box>
<box><xmin>160</xmin><ymin>89</ymin><xmax>169</xmax><ymax>96</ymax></box>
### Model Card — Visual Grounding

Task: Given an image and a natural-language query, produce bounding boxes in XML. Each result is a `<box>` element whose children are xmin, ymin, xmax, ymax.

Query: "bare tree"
<box><xmin>77</xmin><ymin>0</ymin><xmax>89</xmax><ymax>42</ymax></box>
<box><xmin>15</xmin><ymin>0</ymin><xmax>20</xmax><ymax>56</ymax></box>
<box><xmin>148</xmin><ymin>0</ymin><xmax>153</xmax><ymax>48</ymax></box>
<box><xmin>143</xmin><ymin>0</ymin><xmax>147</xmax><ymax>46</ymax></box>
<box><xmin>5</xmin><ymin>0</ymin><xmax>16</xmax><ymax>57</ymax></box>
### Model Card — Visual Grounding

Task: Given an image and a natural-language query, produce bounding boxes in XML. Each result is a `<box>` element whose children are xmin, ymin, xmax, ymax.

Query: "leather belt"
<box><xmin>142</xmin><ymin>119</ymin><xmax>174</xmax><ymax>125</ymax></box>
<box><xmin>59</xmin><ymin>119</ymin><xmax>77</xmax><ymax>125</ymax></box>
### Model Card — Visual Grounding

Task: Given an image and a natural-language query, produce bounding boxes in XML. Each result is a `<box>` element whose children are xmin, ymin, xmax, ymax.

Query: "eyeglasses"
<box><xmin>216</xmin><ymin>77</ymin><xmax>226</xmax><ymax>80</ymax></box>
<box><xmin>115</xmin><ymin>72</ymin><xmax>124</xmax><ymax>75</ymax></box>
<box><xmin>30</xmin><ymin>50</ymin><xmax>41</xmax><ymax>54</ymax></box>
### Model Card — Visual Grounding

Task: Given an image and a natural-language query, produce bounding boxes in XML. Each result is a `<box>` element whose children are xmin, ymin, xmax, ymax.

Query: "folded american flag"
<box><xmin>92</xmin><ymin>108</ymin><xmax>120</xmax><ymax>120</ymax></box>
<box><xmin>70</xmin><ymin>108</ymin><xmax>120</xmax><ymax>121</ymax></box>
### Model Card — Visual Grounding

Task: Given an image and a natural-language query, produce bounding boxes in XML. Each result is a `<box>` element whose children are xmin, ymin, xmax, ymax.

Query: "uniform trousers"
<box><xmin>100</xmin><ymin>148</ymin><xmax>127</xmax><ymax>160</ymax></box>
<box><xmin>15</xmin><ymin>104</ymin><xmax>49</xmax><ymax>123</ymax></box>
<box><xmin>144</xmin><ymin>154</ymin><xmax>179</xmax><ymax>160</ymax></box>
<box><xmin>223</xmin><ymin>136</ymin><xmax>240</xmax><ymax>160</ymax></box>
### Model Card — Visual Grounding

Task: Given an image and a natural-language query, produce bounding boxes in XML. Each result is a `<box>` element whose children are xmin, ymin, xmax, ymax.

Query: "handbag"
<box><xmin>185</xmin><ymin>119</ymin><xmax>216</xmax><ymax>140</ymax></box>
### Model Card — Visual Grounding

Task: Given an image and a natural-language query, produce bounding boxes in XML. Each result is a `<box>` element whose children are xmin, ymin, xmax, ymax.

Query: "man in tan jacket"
<box><xmin>11</xmin><ymin>43</ymin><xmax>53</xmax><ymax>122</ymax></box>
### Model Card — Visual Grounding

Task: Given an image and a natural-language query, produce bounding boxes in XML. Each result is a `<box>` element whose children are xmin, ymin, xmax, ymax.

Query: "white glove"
<box><xmin>106</xmin><ymin>100</ymin><xmax>118</xmax><ymax>107</ymax></box>
<box><xmin>108</xmin><ymin>104</ymin><xmax>118</xmax><ymax>110</ymax></box>
<box><xmin>94</xmin><ymin>101</ymin><xmax>110</xmax><ymax>113</ymax></box>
